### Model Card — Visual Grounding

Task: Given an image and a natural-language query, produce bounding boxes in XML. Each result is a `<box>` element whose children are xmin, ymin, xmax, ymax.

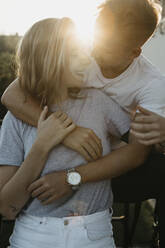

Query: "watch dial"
<box><xmin>68</xmin><ymin>172</ymin><xmax>81</xmax><ymax>185</ymax></box>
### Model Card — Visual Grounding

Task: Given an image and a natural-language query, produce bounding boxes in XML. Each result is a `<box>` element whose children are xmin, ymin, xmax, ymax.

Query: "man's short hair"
<box><xmin>98</xmin><ymin>0</ymin><xmax>162</xmax><ymax>47</ymax></box>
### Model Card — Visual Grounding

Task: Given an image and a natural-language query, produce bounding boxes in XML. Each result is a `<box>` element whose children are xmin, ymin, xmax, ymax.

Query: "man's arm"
<box><xmin>28</xmin><ymin>132</ymin><xmax>151</xmax><ymax>204</ymax></box>
<box><xmin>1</xmin><ymin>78</ymin><xmax>41</xmax><ymax>127</ymax></box>
<box><xmin>76</xmin><ymin>132</ymin><xmax>151</xmax><ymax>183</ymax></box>
<box><xmin>1</xmin><ymin>79</ymin><xmax>103</xmax><ymax>161</ymax></box>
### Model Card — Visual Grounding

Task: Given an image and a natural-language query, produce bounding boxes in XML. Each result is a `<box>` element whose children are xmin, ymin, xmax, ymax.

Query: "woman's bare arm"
<box><xmin>0</xmin><ymin>108</ymin><xmax>75</xmax><ymax>220</ymax></box>
<box><xmin>1</xmin><ymin>78</ymin><xmax>41</xmax><ymax>126</ymax></box>
<box><xmin>0</xmin><ymin>143</ymin><xmax>49</xmax><ymax>220</ymax></box>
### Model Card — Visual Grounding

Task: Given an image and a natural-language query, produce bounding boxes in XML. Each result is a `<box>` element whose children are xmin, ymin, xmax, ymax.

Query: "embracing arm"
<box><xmin>1</xmin><ymin>78</ymin><xmax>41</xmax><ymax>127</ymax></box>
<box><xmin>1</xmin><ymin>79</ymin><xmax>102</xmax><ymax>161</ymax></box>
<box><xmin>76</xmin><ymin>133</ymin><xmax>151</xmax><ymax>183</ymax></box>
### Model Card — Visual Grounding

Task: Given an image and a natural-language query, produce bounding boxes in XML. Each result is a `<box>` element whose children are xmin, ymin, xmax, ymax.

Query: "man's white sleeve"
<box><xmin>137</xmin><ymin>78</ymin><xmax>165</xmax><ymax>117</ymax></box>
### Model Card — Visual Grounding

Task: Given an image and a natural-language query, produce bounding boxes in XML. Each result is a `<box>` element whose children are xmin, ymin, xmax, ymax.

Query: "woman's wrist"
<box><xmin>33</xmin><ymin>140</ymin><xmax>51</xmax><ymax>155</ymax></box>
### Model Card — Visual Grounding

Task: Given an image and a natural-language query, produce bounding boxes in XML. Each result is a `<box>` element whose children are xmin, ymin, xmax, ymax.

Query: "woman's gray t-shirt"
<box><xmin>0</xmin><ymin>89</ymin><xmax>130</xmax><ymax>217</ymax></box>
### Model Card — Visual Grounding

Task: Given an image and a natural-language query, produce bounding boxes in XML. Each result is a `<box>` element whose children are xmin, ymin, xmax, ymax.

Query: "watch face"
<box><xmin>68</xmin><ymin>172</ymin><xmax>81</xmax><ymax>186</ymax></box>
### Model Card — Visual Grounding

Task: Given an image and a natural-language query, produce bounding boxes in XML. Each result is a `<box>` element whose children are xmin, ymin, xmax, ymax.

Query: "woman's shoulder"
<box><xmin>2</xmin><ymin>111</ymin><xmax>34</xmax><ymax>134</ymax></box>
<box><xmin>3</xmin><ymin>111</ymin><xmax>22</xmax><ymax>127</ymax></box>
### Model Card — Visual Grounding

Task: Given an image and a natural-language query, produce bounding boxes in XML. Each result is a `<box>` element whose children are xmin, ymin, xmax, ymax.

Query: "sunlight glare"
<box><xmin>0</xmin><ymin>0</ymin><xmax>103</xmax><ymax>44</ymax></box>
<box><xmin>68</xmin><ymin>0</ymin><xmax>102</xmax><ymax>46</ymax></box>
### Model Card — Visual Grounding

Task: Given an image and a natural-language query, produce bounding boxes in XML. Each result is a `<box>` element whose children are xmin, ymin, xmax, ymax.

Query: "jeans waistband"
<box><xmin>17</xmin><ymin>209</ymin><xmax>112</xmax><ymax>227</ymax></box>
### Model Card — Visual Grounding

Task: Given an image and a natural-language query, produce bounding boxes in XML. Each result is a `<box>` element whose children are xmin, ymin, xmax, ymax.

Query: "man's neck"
<box><xmin>99</xmin><ymin>61</ymin><xmax>133</xmax><ymax>79</ymax></box>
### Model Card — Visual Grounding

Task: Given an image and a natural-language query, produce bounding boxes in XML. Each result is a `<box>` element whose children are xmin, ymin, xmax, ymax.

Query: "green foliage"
<box><xmin>0</xmin><ymin>52</ymin><xmax>16</xmax><ymax>91</ymax></box>
<box><xmin>0</xmin><ymin>34</ymin><xmax>20</xmax><ymax>118</ymax></box>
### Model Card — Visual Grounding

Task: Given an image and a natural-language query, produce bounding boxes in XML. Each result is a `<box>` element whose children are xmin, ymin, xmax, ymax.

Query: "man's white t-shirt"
<box><xmin>84</xmin><ymin>54</ymin><xmax>165</xmax><ymax>117</ymax></box>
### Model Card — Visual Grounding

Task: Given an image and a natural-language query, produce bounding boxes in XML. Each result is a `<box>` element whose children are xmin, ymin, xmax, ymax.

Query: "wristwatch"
<box><xmin>66</xmin><ymin>168</ymin><xmax>81</xmax><ymax>190</ymax></box>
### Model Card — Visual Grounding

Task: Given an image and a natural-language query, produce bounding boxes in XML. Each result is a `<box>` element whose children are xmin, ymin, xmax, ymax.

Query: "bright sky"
<box><xmin>0</xmin><ymin>0</ymin><xmax>102</xmax><ymax>41</ymax></box>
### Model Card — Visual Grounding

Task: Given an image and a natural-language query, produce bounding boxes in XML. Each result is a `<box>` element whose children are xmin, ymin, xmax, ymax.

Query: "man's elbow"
<box><xmin>1</xmin><ymin>91</ymin><xmax>6</xmax><ymax>106</ymax></box>
<box><xmin>1</xmin><ymin>78</ymin><xmax>19</xmax><ymax>109</ymax></box>
<box><xmin>1</xmin><ymin>88</ymin><xmax>10</xmax><ymax>109</ymax></box>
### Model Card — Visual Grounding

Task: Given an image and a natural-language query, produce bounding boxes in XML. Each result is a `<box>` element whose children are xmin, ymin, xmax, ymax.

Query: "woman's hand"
<box><xmin>37</xmin><ymin>106</ymin><xmax>76</xmax><ymax>151</ymax></box>
<box><xmin>27</xmin><ymin>171</ymin><xmax>72</xmax><ymax>205</ymax></box>
<box><xmin>130</xmin><ymin>106</ymin><xmax>165</xmax><ymax>145</ymax></box>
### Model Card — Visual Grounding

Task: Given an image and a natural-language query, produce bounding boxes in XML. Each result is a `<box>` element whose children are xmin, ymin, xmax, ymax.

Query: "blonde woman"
<box><xmin>0</xmin><ymin>17</ymin><xmax>131</xmax><ymax>248</ymax></box>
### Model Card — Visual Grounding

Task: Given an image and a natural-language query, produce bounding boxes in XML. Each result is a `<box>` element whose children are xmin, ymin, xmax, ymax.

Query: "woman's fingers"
<box><xmin>59</xmin><ymin>113</ymin><xmax>68</xmax><ymax>122</ymax></box>
<box><xmin>65</xmin><ymin>123</ymin><xmax>76</xmax><ymax>134</ymax></box>
<box><xmin>63</xmin><ymin>117</ymin><xmax>73</xmax><ymax>128</ymax></box>
<box><xmin>41</xmin><ymin>191</ymin><xmax>67</xmax><ymax>205</ymax></box>
<box><xmin>37</xmin><ymin>191</ymin><xmax>53</xmax><ymax>201</ymax></box>
<box><xmin>31</xmin><ymin>186</ymin><xmax>46</xmax><ymax>198</ymax></box>
<box><xmin>54</xmin><ymin>110</ymin><xmax>63</xmax><ymax>118</ymax></box>
<box><xmin>41</xmin><ymin>195</ymin><xmax>57</xmax><ymax>205</ymax></box>
<box><xmin>38</xmin><ymin>106</ymin><xmax>48</xmax><ymax>125</ymax></box>
<box><xmin>27</xmin><ymin>180</ymin><xmax>42</xmax><ymax>193</ymax></box>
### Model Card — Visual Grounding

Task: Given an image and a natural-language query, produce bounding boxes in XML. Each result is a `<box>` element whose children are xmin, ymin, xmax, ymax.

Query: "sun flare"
<box><xmin>0</xmin><ymin>0</ymin><xmax>103</xmax><ymax>41</ymax></box>
<box><xmin>68</xmin><ymin>0</ymin><xmax>102</xmax><ymax>46</ymax></box>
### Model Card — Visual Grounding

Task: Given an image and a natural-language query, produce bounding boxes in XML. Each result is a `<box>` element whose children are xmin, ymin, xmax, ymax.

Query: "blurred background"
<box><xmin>0</xmin><ymin>1</ymin><xmax>164</xmax><ymax>246</ymax></box>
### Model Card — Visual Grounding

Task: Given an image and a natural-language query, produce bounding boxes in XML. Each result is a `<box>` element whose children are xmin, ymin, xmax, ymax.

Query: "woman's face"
<box><xmin>62</xmin><ymin>32</ymin><xmax>91</xmax><ymax>89</ymax></box>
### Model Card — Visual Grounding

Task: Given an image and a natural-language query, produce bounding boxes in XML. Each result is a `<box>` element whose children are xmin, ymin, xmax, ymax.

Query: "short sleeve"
<box><xmin>0</xmin><ymin>111</ymin><xmax>24</xmax><ymax>166</ymax></box>
<box><xmin>137</xmin><ymin>77</ymin><xmax>165</xmax><ymax>117</ymax></box>
<box><xmin>102</xmin><ymin>94</ymin><xmax>130</xmax><ymax>137</ymax></box>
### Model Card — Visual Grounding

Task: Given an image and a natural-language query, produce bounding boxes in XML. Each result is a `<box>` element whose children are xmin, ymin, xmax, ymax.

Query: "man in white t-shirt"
<box><xmin>87</xmin><ymin>0</ymin><xmax>164</xmax><ymax>246</ymax></box>
<box><xmin>1</xmin><ymin>0</ymin><xmax>165</xmax><ymax>246</ymax></box>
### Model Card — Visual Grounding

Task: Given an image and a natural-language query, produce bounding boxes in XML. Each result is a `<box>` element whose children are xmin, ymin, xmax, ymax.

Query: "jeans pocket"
<box><xmin>85</xmin><ymin>218</ymin><xmax>113</xmax><ymax>241</ymax></box>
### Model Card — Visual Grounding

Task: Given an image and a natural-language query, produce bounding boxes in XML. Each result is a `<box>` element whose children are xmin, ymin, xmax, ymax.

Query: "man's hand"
<box><xmin>130</xmin><ymin>106</ymin><xmax>165</xmax><ymax>145</ymax></box>
<box><xmin>27</xmin><ymin>171</ymin><xmax>72</xmax><ymax>205</ymax></box>
<box><xmin>63</xmin><ymin>126</ymin><xmax>103</xmax><ymax>161</ymax></box>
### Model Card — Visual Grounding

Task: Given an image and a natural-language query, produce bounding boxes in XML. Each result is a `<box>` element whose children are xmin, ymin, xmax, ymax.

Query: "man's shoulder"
<box><xmin>137</xmin><ymin>55</ymin><xmax>165</xmax><ymax>81</ymax></box>
<box><xmin>123</xmin><ymin>55</ymin><xmax>165</xmax><ymax>92</ymax></box>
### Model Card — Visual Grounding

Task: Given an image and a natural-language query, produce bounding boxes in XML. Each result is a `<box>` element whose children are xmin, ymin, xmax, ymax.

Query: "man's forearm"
<box><xmin>76</xmin><ymin>143</ymin><xmax>151</xmax><ymax>184</ymax></box>
<box><xmin>1</xmin><ymin>79</ymin><xmax>41</xmax><ymax>127</ymax></box>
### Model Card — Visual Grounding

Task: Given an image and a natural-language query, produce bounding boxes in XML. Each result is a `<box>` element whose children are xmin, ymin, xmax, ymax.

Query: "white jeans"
<box><xmin>9</xmin><ymin>209</ymin><xmax>116</xmax><ymax>248</ymax></box>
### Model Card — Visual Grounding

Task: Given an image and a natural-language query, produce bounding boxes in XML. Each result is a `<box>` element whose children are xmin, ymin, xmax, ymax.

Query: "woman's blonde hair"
<box><xmin>16</xmin><ymin>17</ymin><xmax>75</xmax><ymax>106</ymax></box>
